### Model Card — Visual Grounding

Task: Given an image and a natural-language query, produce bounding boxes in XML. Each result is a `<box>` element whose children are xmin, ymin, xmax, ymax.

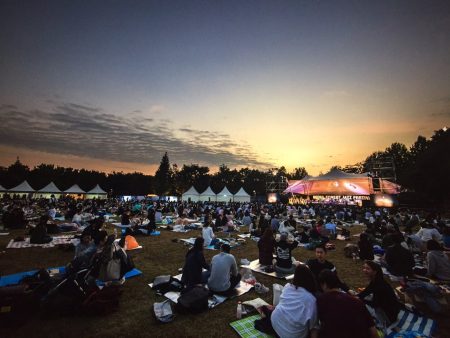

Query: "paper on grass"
<box><xmin>242</xmin><ymin>298</ymin><xmax>270</xmax><ymax>309</ymax></box>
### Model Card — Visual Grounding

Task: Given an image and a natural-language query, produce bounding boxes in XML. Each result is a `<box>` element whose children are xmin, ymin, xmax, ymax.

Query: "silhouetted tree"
<box><xmin>154</xmin><ymin>152</ymin><xmax>172</xmax><ymax>196</ymax></box>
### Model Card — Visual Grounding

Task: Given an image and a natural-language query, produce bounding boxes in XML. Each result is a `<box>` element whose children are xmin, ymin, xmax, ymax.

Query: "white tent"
<box><xmin>199</xmin><ymin>186</ymin><xmax>217</xmax><ymax>202</ymax></box>
<box><xmin>216</xmin><ymin>186</ymin><xmax>233</xmax><ymax>203</ymax></box>
<box><xmin>181</xmin><ymin>186</ymin><xmax>200</xmax><ymax>202</ymax></box>
<box><xmin>233</xmin><ymin>187</ymin><xmax>251</xmax><ymax>203</ymax></box>
<box><xmin>86</xmin><ymin>184</ymin><xmax>107</xmax><ymax>199</ymax></box>
<box><xmin>64</xmin><ymin>184</ymin><xmax>86</xmax><ymax>198</ymax></box>
<box><xmin>8</xmin><ymin>180</ymin><xmax>35</xmax><ymax>193</ymax></box>
<box><xmin>0</xmin><ymin>184</ymin><xmax>6</xmax><ymax>197</ymax></box>
<box><xmin>35</xmin><ymin>182</ymin><xmax>62</xmax><ymax>199</ymax></box>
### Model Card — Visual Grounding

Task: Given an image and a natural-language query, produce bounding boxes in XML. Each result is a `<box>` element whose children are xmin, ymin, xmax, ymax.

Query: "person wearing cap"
<box><xmin>207</xmin><ymin>243</ymin><xmax>241</xmax><ymax>294</ymax></box>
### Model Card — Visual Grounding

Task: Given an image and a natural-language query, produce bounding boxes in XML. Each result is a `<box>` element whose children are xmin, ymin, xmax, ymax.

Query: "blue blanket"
<box><xmin>0</xmin><ymin>267</ymin><xmax>142</xmax><ymax>287</ymax></box>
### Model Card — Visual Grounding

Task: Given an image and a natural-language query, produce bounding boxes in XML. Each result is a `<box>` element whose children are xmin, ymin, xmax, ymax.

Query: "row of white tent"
<box><xmin>182</xmin><ymin>186</ymin><xmax>251</xmax><ymax>203</ymax></box>
<box><xmin>0</xmin><ymin>180</ymin><xmax>107</xmax><ymax>199</ymax></box>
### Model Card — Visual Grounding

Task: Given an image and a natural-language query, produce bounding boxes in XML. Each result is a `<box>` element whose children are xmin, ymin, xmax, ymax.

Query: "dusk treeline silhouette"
<box><xmin>0</xmin><ymin>129</ymin><xmax>448</xmax><ymax>206</ymax></box>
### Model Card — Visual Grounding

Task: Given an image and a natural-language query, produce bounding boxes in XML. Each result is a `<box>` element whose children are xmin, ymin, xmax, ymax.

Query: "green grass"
<box><xmin>0</xmin><ymin>225</ymin><xmax>448</xmax><ymax>338</ymax></box>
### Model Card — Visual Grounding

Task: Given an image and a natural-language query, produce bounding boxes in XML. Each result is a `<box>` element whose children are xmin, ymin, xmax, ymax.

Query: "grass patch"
<box><xmin>0</xmin><ymin>225</ymin><xmax>448</xmax><ymax>338</ymax></box>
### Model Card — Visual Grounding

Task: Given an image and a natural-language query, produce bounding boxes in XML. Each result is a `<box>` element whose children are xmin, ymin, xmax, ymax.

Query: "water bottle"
<box><xmin>236</xmin><ymin>301</ymin><xmax>242</xmax><ymax>319</ymax></box>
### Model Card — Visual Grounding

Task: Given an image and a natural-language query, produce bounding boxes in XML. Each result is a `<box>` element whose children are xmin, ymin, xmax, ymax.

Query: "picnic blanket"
<box><xmin>385</xmin><ymin>309</ymin><xmax>436</xmax><ymax>338</ymax></box>
<box><xmin>241</xmin><ymin>260</ymin><xmax>294</xmax><ymax>280</ymax></box>
<box><xmin>0</xmin><ymin>267</ymin><xmax>142</xmax><ymax>287</ymax></box>
<box><xmin>6</xmin><ymin>235</ymin><xmax>74</xmax><ymax>249</ymax></box>
<box><xmin>0</xmin><ymin>266</ymin><xmax>66</xmax><ymax>287</ymax></box>
<box><xmin>179</xmin><ymin>237</ymin><xmax>241</xmax><ymax>250</ymax></box>
<box><xmin>149</xmin><ymin>273</ymin><xmax>254</xmax><ymax>309</ymax></box>
<box><xmin>230</xmin><ymin>315</ymin><xmax>273</xmax><ymax>338</ymax></box>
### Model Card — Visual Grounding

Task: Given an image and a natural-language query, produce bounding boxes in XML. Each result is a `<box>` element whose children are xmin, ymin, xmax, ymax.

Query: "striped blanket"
<box><xmin>6</xmin><ymin>235</ymin><xmax>74</xmax><ymax>249</ymax></box>
<box><xmin>385</xmin><ymin>309</ymin><xmax>436</xmax><ymax>338</ymax></box>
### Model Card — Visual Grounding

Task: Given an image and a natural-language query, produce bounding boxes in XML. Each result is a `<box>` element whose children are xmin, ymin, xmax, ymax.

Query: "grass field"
<box><xmin>0</xmin><ymin>224</ymin><xmax>449</xmax><ymax>338</ymax></box>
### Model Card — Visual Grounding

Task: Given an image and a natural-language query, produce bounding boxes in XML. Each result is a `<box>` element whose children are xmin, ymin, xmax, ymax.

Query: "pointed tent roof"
<box><xmin>87</xmin><ymin>184</ymin><xmax>107</xmax><ymax>194</ymax></box>
<box><xmin>9</xmin><ymin>180</ymin><xmax>35</xmax><ymax>192</ymax></box>
<box><xmin>307</xmin><ymin>168</ymin><xmax>369</xmax><ymax>180</ymax></box>
<box><xmin>0</xmin><ymin>184</ymin><xmax>6</xmax><ymax>192</ymax></box>
<box><xmin>182</xmin><ymin>186</ymin><xmax>200</xmax><ymax>196</ymax></box>
<box><xmin>200</xmin><ymin>186</ymin><xmax>216</xmax><ymax>196</ymax></box>
<box><xmin>64</xmin><ymin>184</ymin><xmax>86</xmax><ymax>194</ymax></box>
<box><xmin>217</xmin><ymin>186</ymin><xmax>232</xmax><ymax>196</ymax></box>
<box><xmin>234</xmin><ymin>187</ymin><xmax>250</xmax><ymax>196</ymax></box>
<box><xmin>38</xmin><ymin>182</ymin><xmax>62</xmax><ymax>193</ymax></box>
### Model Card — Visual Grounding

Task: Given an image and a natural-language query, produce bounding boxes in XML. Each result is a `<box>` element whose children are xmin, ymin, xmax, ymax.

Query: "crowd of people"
<box><xmin>1</xmin><ymin>194</ymin><xmax>449</xmax><ymax>337</ymax></box>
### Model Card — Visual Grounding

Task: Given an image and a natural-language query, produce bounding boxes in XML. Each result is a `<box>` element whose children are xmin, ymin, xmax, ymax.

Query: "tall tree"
<box><xmin>154</xmin><ymin>152</ymin><xmax>172</xmax><ymax>196</ymax></box>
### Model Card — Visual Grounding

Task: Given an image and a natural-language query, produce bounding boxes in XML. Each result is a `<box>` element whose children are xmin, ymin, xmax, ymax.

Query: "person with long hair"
<box><xmin>258</xmin><ymin>228</ymin><xmax>275</xmax><ymax>265</ymax></box>
<box><xmin>358</xmin><ymin>232</ymin><xmax>374</xmax><ymax>260</ymax></box>
<box><xmin>255</xmin><ymin>264</ymin><xmax>318</xmax><ymax>338</ymax></box>
<box><xmin>181</xmin><ymin>237</ymin><xmax>210</xmax><ymax>289</ymax></box>
<box><xmin>357</xmin><ymin>261</ymin><xmax>400</xmax><ymax>327</ymax></box>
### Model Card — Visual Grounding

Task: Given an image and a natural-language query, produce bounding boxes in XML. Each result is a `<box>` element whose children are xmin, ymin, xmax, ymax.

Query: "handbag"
<box><xmin>153</xmin><ymin>300</ymin><xmax>175</xmax><ymax>323</ymax></box>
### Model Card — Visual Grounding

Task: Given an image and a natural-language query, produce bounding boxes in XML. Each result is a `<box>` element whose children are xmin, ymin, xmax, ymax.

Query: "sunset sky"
<box><xmin>1</xmin><ymin>1</ymin><xmax>449</xmax><ymax>175</ymax></box>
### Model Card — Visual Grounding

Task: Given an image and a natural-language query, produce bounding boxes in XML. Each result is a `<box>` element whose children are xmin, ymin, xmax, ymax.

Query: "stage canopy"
<box><xmin>283</xmin><ymin>168</ymin><xmax>401</xmax><ymax>196</ymax></box>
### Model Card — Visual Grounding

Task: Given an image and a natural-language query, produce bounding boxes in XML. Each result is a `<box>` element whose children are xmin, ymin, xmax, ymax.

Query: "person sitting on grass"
<box><xmin>317</xmin><ymin>269</ymin><xmax>379</xmax><ymax>338</ymax></box>
<box><xmin>202</xmin><ymin>221</ymin><xmax>219</xmax><ymax>247</ymax></box>
<box><xmin>426</xmin><ymin>239</ymin><xmax>450</xmax><ymax>281</ymax></box>
<box><xmin>384</xmin><ymin>233</ymin><xmax>414</xmax><ymax>277</ymax></box>
<box><xmin>73</xmin><ymin>229</ymin><xmax>96</xmax><ymax>269</ymax></box>
<box><xmin>30</xmin><ymin>215</ymin><xmax>53</xmax><ymax>244</ymax></box>
<box><xmin>207</xmin><ymin>243</ymin><xmax>241</xmax><ymax>295</ymax></box>
<box><xmin>254</xmin><ymin>264</ymin><xmax>318</xmax><ymax>338</ymax></box>
<box><xmin>357</xmin><ymin>260</ymin><xmax>401</xmax><ymax>327</ymax></box>
<box><xmin>181</xmin><ymin>237</ymin><xmax>210</xmax><ymax>289</ymax></box>
<box><xmin>306</xmin><ymin>245</ymin><xmax>349</xmax><ymax>292</ymax></box>
<box><xmin>274</xmin><ymin>233</ymin><xmax>299</xmax><ymax>274</ymax></box>
<box><xmin>258</xmin><ymin>228</ymin><xmax>275</xmax><ymax>266</ymax></box>
<box><xmin>358</xmin><ymin>232</ymin><xmax>374</xmax><ymax>261</ymax></box>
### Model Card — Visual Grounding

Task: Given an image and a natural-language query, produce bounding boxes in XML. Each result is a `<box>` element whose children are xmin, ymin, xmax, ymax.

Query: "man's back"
<box><xmin>208</xmin><ymin>252</ymin><xmax>236</xmax><ymax>292</ymax></box>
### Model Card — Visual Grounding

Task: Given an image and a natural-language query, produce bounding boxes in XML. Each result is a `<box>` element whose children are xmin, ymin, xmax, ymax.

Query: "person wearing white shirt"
<box><xmin>202</xmin><ymin>223</ymin><xmax>218</xmax><ymax>246</ymax></box>
<box><xmin>255</xmin><ymin>264</ymin><xmax>318</xmax><ymax>338</ymax></box>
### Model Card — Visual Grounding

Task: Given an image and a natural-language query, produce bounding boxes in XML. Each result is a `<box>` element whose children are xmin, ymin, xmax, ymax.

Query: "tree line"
<box><xmin>0</xmin><ymin>128</ymin><xmax>448</xmax><ymax>206</ymax></box>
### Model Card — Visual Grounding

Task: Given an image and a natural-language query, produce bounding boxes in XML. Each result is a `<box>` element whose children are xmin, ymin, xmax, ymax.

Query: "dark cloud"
<box><xmin>0</xmin><ymin>102</ymin><xmax>272</xmax><ymax>168</ymax></box>
<box><xmin>0</xmin><ymin>104</ymin><xmax>18</xmax><ymax>110</ymax></box>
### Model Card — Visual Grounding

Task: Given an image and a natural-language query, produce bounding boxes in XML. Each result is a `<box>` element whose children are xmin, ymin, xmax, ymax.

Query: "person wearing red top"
<box><xmin>317</xmin><ymin>269</ymin><xmax>378</xmax><ymax>338</ymax></box>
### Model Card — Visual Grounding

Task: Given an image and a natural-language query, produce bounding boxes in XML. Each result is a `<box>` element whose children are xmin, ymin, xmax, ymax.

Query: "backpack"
<box><xmin>344</xmin><ymin>244</ymin><xmax>359</xmax><ymax>258</ymax></box>
<box><xmin>152</xmin><ymin>275</ymin><xmax>183</xmax><ymax>294</ymax></box>
<box><xmin>175</xmin><ymin>286</ymin><xmax>209</xmax><ymax>314</ymax></box>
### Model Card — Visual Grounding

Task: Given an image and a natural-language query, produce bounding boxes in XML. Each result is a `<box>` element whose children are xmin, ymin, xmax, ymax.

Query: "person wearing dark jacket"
<box><xmin>181</xmin><ymin>237</ymin><xmax>210</xmax><ymax>289</ymax></box>
<box><xmin>258</xmin><ymin>228</ymin><xmax>275</xmax><ymax>265</ymax></box>
<box><xmin>384</xmin><ymin>233</ymin><xmax>414</xmax><ymax>276</ymax></box>
<box><xmin>358</xmin><ymin>261</ymin><xmax>400</xmax><ymax>326</ymax></box>
<box><xmin>30</xmin><ymin>215</ymin><xmax>53</xmax><ymax>244</ymax></box>
<box><xmin>358</xmin><ymin>233</ymin><xmax>374</xmax><ymax>261</ymax></box>
<box><xmin>306</xmin><ymin>245</ymin><xmax>349</xmax><ymax>292</ymax></box>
